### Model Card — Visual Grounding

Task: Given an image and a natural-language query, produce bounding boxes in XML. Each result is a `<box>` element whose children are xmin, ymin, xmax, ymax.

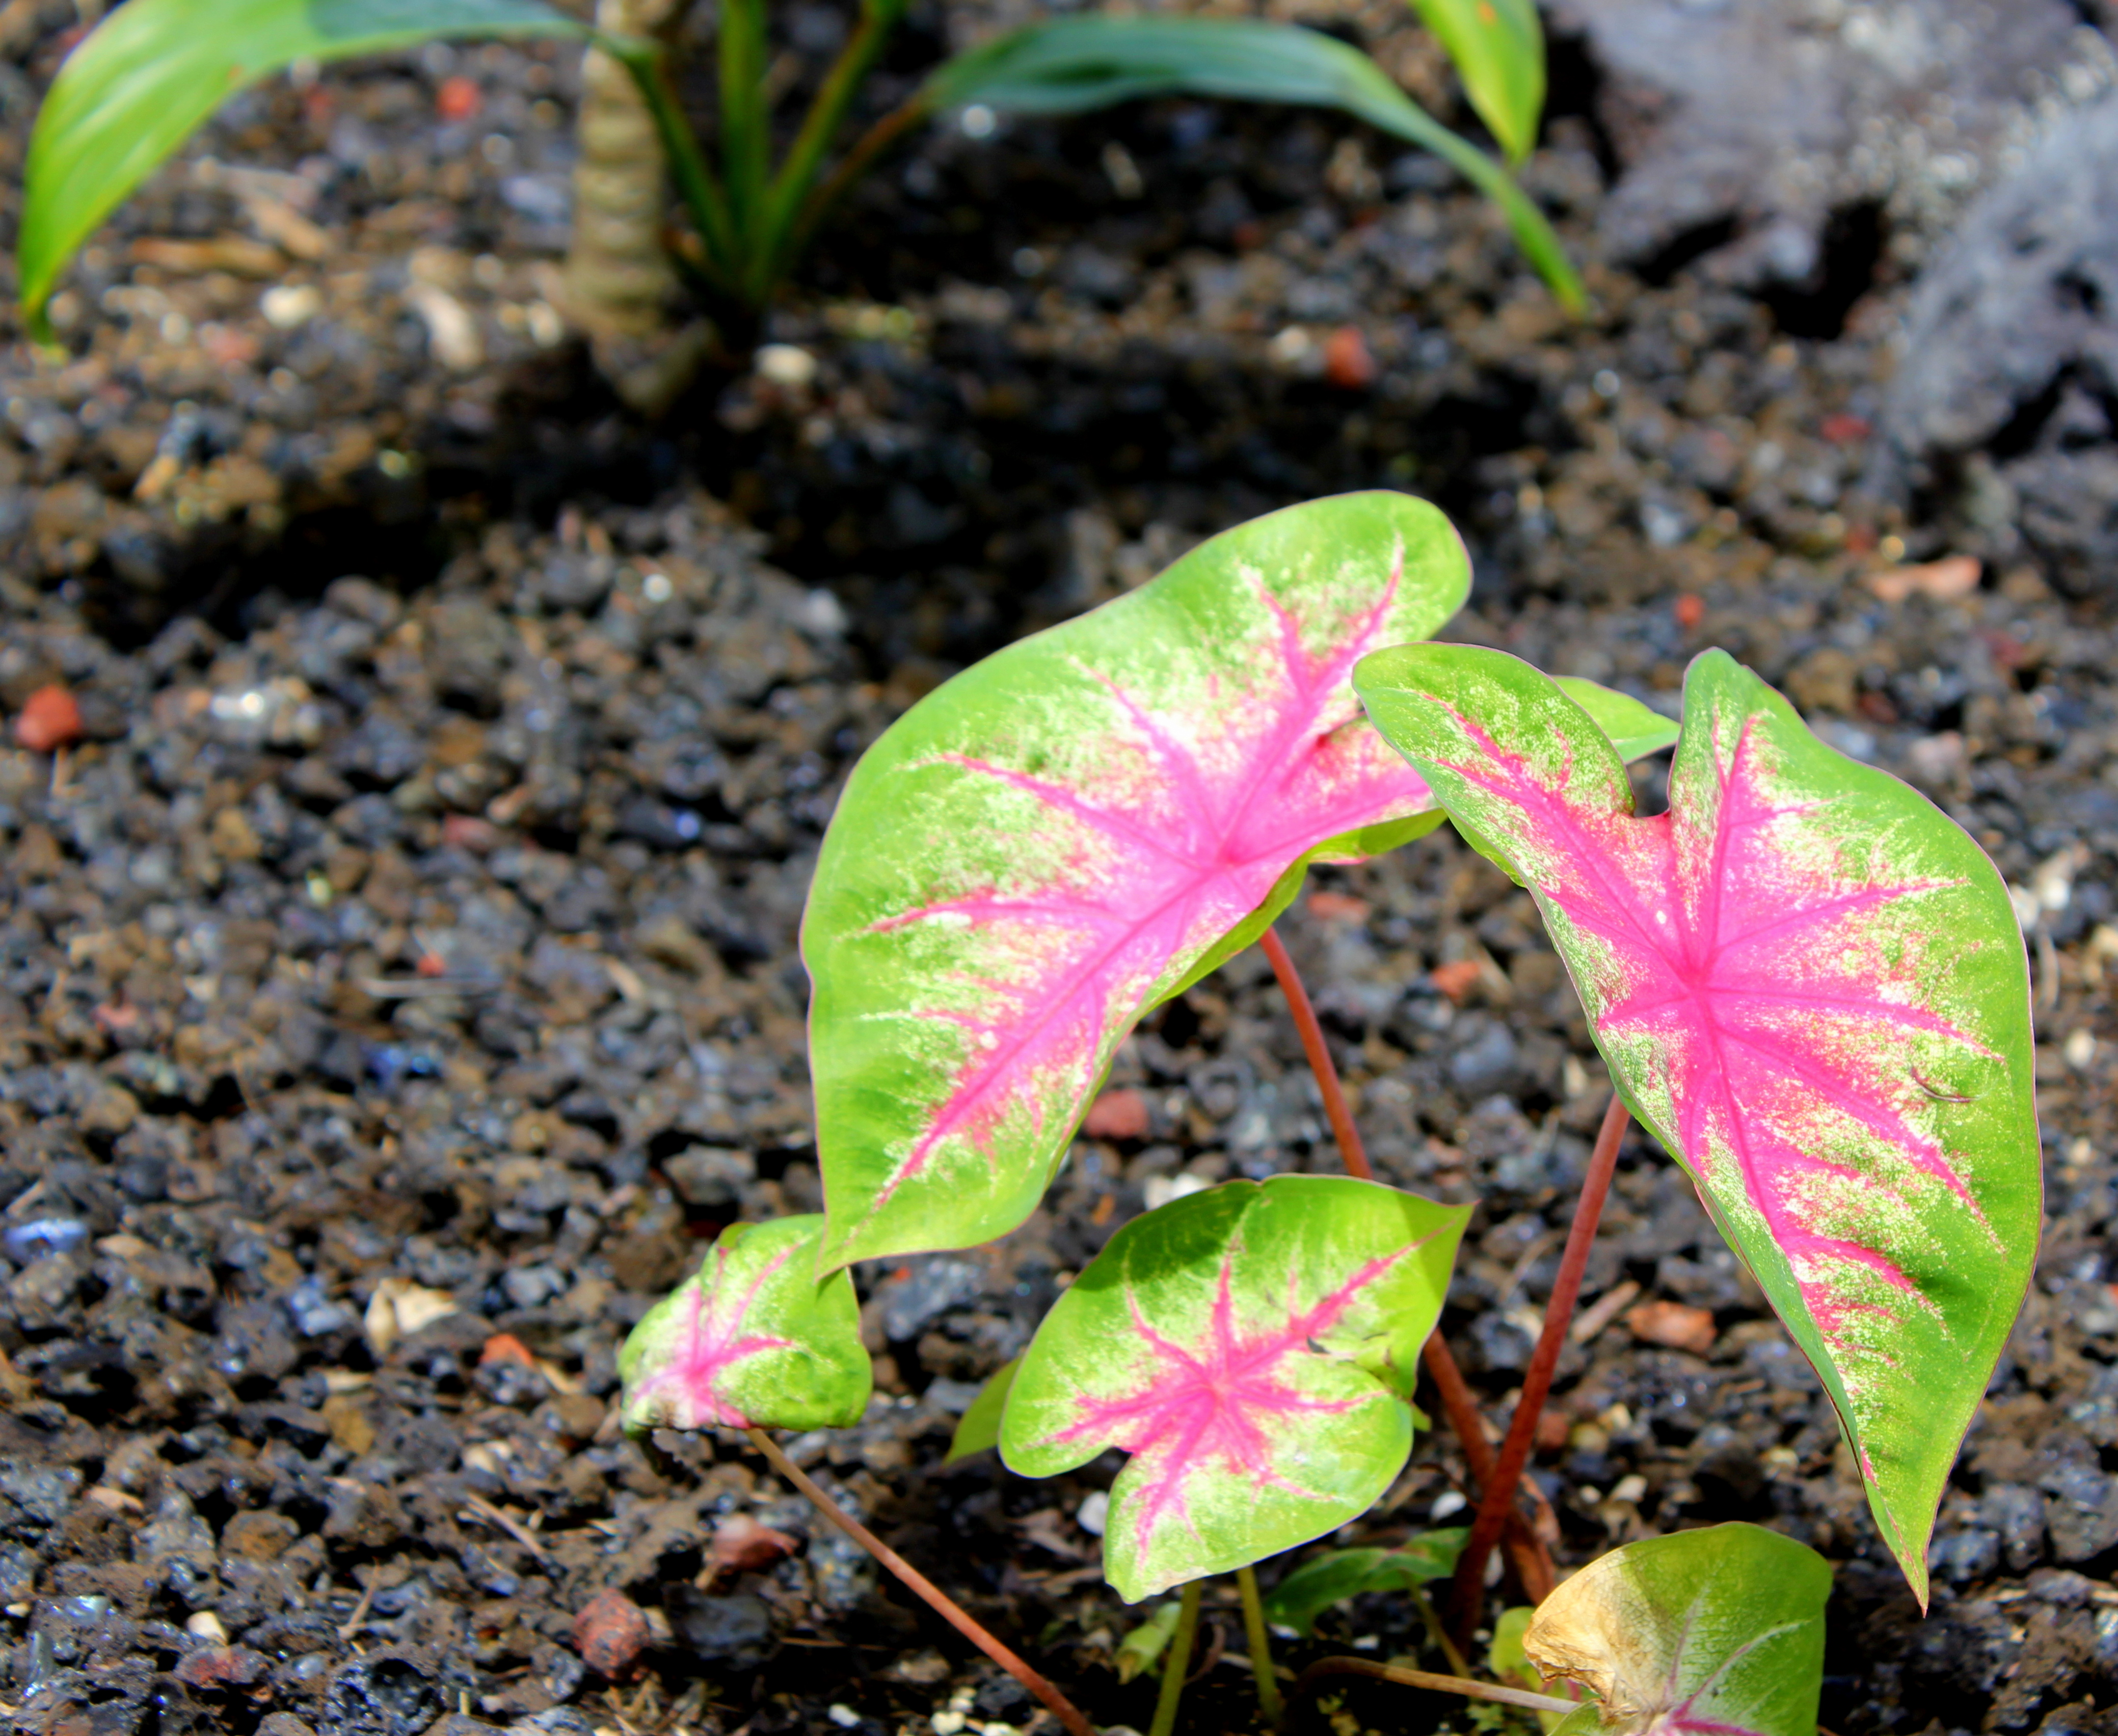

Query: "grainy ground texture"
<box><xmin>3</xmin><ymin>2</ymin><xmax>2118</xmax><ymax>1735</ymax></box>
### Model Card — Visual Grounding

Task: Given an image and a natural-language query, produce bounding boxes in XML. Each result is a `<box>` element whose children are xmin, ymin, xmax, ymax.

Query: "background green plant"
<box><xmin>19</xmin><ymin>0</ymin><xmax>1581</xmax><ymax>343</ymax></box>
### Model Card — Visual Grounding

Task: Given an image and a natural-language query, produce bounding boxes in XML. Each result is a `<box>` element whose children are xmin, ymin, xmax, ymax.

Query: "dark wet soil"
<box><xmin>2</xmin><ymin>5</ymin><xmax>2117</xmax><ymax>1736</ymax></box>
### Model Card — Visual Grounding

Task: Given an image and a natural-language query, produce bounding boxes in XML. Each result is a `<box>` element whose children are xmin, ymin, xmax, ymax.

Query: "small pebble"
<box><xmin>13</xmin><ymin>683</ymin><xmax>83</xmax><ymax>751</ymax></box>
<box><xmin>572</xmin><ymin>1588</ymin><xmax>652</xmax><ymax>1678</ymax></box>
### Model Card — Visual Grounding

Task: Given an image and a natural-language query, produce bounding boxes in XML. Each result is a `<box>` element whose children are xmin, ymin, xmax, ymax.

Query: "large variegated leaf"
<box><xmin>999</xmin><ymin>1176</ymin><xmax>1469</xmax><ymax>1601</ymax></box>
<box><xmin>618</xmin><ymin>1215</ymin><xmax>870</xmax><ymax>1433</ymax></box>
<box><xmin>1354</xmin><ymin>645</ymin><xmax>2040</xmax><ymax>1605</ymax></box>
<box><xmin>1524</xmin><ymin>1524</ymin><xmax>1830</xmax><ymax>1736</ymax></box>
<box><xmin>803</xmin><ymin>494</ymin><xmax>1469</xmax><ymax>1269</ymax></box>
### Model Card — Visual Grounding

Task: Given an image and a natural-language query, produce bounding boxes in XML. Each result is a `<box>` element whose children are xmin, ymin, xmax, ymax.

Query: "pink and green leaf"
<box><xmin>618</xmin><ymin>1215</ymin><xmax>870</xmax><ymax>1433</ymax></box>
<box><xmin>1354</xmin><ymin>645</ymin><xmax>2040</xmax><ymax>1605</ymax></box>
<box><xmin>998</xmin><ymin>1175</ymin><xmax>1469</xmax><ymax>1600</ymax></box>
<box><xmin>1523</xmin><ymin>1523</ymin><xmax>1830</xmax><ymax>1736</ymax></box>
<box><xmin>802</xmin><ymin>493</ymin><xmax>1471</xmax><ymax>1270</ymax></box>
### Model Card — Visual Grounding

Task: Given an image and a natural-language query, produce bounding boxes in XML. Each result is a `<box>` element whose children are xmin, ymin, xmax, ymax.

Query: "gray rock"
<box><xmin>875</xmin><ymin>1257</ymin><xmax>982</xmax><ymax>1342</ymax></box>
<box><xmin>1878</xmin><ymin>89</ymin><xmax>2118</xmax><ymax>589</ymax></box>
<box><xmin>1551</xmin><ymin>0</ymin><xmax>2100</xmax><ymax>292</ymax></box>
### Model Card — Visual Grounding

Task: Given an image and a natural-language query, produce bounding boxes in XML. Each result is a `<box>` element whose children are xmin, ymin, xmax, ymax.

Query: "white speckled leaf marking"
<box><xmin>1524</xmin><ymin>1524</ymin><xmax>1830</xmax><ymax>1736</ymax></box>
<box><xmin>802</xmin><ymin>494</ymin><xmax>1469</xmax><ymax>1269</ymax></box>
<box><xmin>1355</xmin><ymin>645</ymin><xmax>2039</xmax><ymax>1606</ymax></box>
<box><xmin>618</xmin><ymin>1216</ymin><xmax>870</xmax><ymax>1433</ymax></box>
<box><xmin>999</xmin><ymin>1176</ymin><xmax>1468</xmax><ymax>1600</ymax></box>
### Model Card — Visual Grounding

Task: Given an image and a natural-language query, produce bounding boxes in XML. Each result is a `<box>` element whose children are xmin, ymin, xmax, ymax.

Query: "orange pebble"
<box><xmin>1083</xmin><ymin>1087</ymin><xmax>1150</xmax><ymax>1141</ymax></box>
<box><xmin>480</xmin><ymin>1332</ymin><xmax>536</xmax><ymax>1367</ymax></box>
<box><xmin>14</xmin><ymin>684</ymin><xmax>83</xmax><ymax>752</ymax></box>
<box><xmin>1673</xmin><ymin>593</ymin><xmax>1705</xmax><ymax>629</ymax></box>
<box><xmin>1324</xmin><ymin>325</ymin><xmax>1377</xmax><ymax>390</ymax></box>
<box><xmin>1430</xmin><ymin>959</ymin><xmax>1483</xmax><ymax>1002</ymax></box>
<box><xmin>436</xmin><ymin>75</ymin><xmax>482</xmax><ymax>123</ymax></box>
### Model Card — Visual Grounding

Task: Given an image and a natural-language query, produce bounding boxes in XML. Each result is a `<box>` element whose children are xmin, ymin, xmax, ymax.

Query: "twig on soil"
<box><xmin>1283</xmin><ymin>1657</ymin><xmax>1576</xmax><ymax>1722</ymax></box>
<box><xmin>462</xmin><ymin>1490</ymin><xmax>551</xmax><ymax>1561</ymax></box>
<box><xmin>744</xmin><ymin>1427</ymin><xmax>1098</xmax><ymax>1736</ymax></box>
<box><xmin>1262</xmin><ymin>924</ymin><xmax>1557</xmax><ymax>1604</ymax></box>
<box><xmin>1449</xmin><ymin>1091</ymin><xmax>1630</xmax><ymax>1647</ymax></box>
<box><xmin>1147</xmin><ymin>1579</ymin><xmax>1204</xmax><ymax>1736</ymax></box>
<box><xmin>1235</xmin><ymin>1564</ymin><xmax>1284</xmax><ymax>1722</ymax></box>
<box><xmin>337</xmin><ymin>1567</ymin><xmax>379</xmax><ymax>1642</ymax></box>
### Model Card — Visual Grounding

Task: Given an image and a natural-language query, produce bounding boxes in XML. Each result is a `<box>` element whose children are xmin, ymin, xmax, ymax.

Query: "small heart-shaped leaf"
<box><xmin>1263</xmin><ymin>1531</ymin><xmax>1466</xmax><ymax>1636</ymax></box>
<box><xmin>1523</xmin><ymin>1524</ymin><xmax>1830</xmax><ymax>1736</ymax></box>
<box><xmin>1355</xmin><ymin>645</ymin><xmax>2040</xmax><ymax>1604</ymax></box>
<box><xmin>1000</xmin><ymin>1175</ymin><xmax>1469</xmax><ymax>1600</ymax></box>
<box><xmin>618</xmin><ymin>1216</ymin><xmax>870</xmax><ymax>1433</ymax></box>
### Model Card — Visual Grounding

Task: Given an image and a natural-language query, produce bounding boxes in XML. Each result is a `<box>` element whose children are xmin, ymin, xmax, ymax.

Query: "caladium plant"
<box><xmin>1354</xmin><ymin>644</ymin><xmax>2041</xmax><ymax>1603</ymax></box>
<box><xmin>1522</xmin><ymin>1523</ymin><xmax>1831</xmax><ymax>1736</ymax></box>
<box><xmin>998</xmin><ymin>1176</ymin><xmax>1467</xmax><ymax>1600</ymax></box>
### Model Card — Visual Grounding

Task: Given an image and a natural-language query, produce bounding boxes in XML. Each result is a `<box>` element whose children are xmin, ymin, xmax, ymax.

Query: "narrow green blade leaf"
<box><xmin>618</xmin><ymin>1216</ymin><xmax>872</xmax><ymax>1433</ymax></box>
<box><xmin>1408</xmin><ymin>0</ymin><xmax>1544</xmax><ymax>166</ymax></box>
<box><xmin>1523</xmin><ymin>1524</ymin><xmax>1831</xmax><ymax>1736</ymax></box>
<box><xmin>944</xmin><ymin>1355</ymin><xmax>1021</xmax><ymax>1463</ymax></box>
<box><xmin>999</xmin><ymin>1176</ymin><xmax>1469</xmax><ymax>1600</ymax></box>
<box><xmin>18</xmin><ymin>0</ymin><xmax>587</xmax><ymax>332</ymax></box>
<box><xmin>1263</xmin><ymin>1531</ymin><xmax>1465</xmax><ymax>1636</ymax></box>
<box><xmin>1354</xmin><ymin>644</ymin><xmax>2041</xmax><ymax>1606</ymax></box>
<box><xmin>923</xmin><ymin>16</ymin><xmax>1582</xmax><ymax>310</ymax></box>
<box><xmin>803</xmin><ymin>493</ymin><xmax>1470</xmax><ymax>1270</ymax></box>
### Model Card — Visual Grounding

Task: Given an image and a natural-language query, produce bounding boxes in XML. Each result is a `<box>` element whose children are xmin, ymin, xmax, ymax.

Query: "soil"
<box><xmin>2</xmin><ymin>4</ymin><xmax>2117</xmax><ymax>1736</ymax></box>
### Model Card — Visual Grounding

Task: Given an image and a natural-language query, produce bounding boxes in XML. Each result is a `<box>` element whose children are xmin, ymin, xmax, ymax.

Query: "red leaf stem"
<box><xmin>1259</xmin><ymin>927</ymin><xmax>1375</xmax><ymax>1182</ymax></box>
<box><xmin>1449</xmin><ymin>1091</ymin><xmax>1629</xmax><ymax>1644</ymax></box>
<box><xmin>745</xmin><ymin>1428</ymin><xmax>1097</xmax><ymax>1736</ymax></box>
<box><xmin>1261</xmin><ymin>923</ymin><xmax>1554</xmax><ymax>1601</ymax></box>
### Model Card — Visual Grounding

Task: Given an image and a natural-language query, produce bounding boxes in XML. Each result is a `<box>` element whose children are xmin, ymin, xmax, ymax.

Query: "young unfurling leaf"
<box><xmin>1000</xmin><ymin>1176</ymin><xmax>1469</xmax><ymax>1600</ymax></box>
<box><xmin>1523</xmin><ymin>1524</ymin><xmax>1830</xmax><ymax>1736</ymax></box>
<box><xmin>944</xmin><ymin>1356</ymin><xmax>1021</xmax><ymax>1463</ymax></box>
<box><xmin>618</xmin><ymin>1216</ymin><xmax>870</xmax><ymax>1433</ymax></box>
<box><xmin>1355</xmin><ymin>645</ymin><xmax>2040</xmax><ymax>1605</ymax></box>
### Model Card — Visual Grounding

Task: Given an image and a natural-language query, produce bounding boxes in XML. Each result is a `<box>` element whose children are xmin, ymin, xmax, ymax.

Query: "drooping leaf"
<box><xmin>1354</xmin><ymin>645</ymin><xmax>2040</xmax><ymax>1604</ymax></box>
<box><xmin>1262</xmin><ymin>1531</ymin><xmax>1466</xmax><ymax>1637</ymax></box>
<box><xmin>923</xmin><ymin>16</ymin><xmax>1582</xmax><ymax>311</ymax></box>
<box><xmin>944</xmin><ymin>1355</ymin><xmax>1021</xmax><ymax>1463</ymax></box>
<box><xmin>999</xmin><ymin>1176</ymin><xmax>1469</xmax><ymax>1601</ymax></box>
<box><xmin>1523</xmin><ymin>1524</ymin><xmax>1830</xmax><ymax>1736</ymax></box>
<box><xmin>1114</xmin><ymin>1600</ymin><xmax>1183</xmax><ymax>1683</ymax></box>
<box><xmin>1408</xmin><ymin>0</ymin><xmax>1545</xmax><ymax>166</ymax></box>
<box><xmin>19</xmin><ymin>0</ymin><xmax>591</xmax><ymax>336</ymax></box>
<box><xmin>618</xmin><ymin>1216</ymin><xmax>871</xmax><ymax>1433</ymax></box>
<box><xmin>802</xmin><ymin>493</ymin><xmax>1469</xmax><ymax>1269</ymax></box>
